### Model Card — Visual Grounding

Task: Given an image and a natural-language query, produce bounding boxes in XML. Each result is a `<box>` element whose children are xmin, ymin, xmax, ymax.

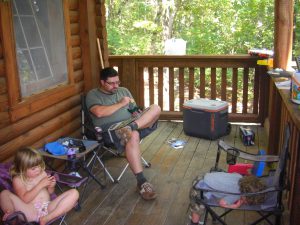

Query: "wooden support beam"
<box><xmin>274</xmin><ymin>0</ymin><xmax>294</xmax><ymax>69</ymax></box>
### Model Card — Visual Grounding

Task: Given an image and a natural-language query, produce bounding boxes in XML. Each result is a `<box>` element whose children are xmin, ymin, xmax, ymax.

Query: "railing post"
<box><xmin>257</xmin><ymin>64</ymin><xmax>269</xmax><ymax>125</ymax></box>
<box><xmin>267</xmin><ymin>80</ymin><xmax>282</xmax><ymax>154</ymax></box>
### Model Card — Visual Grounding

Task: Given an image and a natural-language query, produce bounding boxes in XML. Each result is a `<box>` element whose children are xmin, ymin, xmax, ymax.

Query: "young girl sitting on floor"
<box><xmin>0</xmin><ymin>147</ymin><xmax>79</xmax><ymax>225</ymax></box>
<box><xmin>188</xmin><ymin>172</ymin><xmax>267</xmax><ymax>225</ymax></box>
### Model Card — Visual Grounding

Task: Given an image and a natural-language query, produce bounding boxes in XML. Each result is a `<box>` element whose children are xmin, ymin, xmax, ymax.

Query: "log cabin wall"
<box><xmin>0</xmin><ymin>0</ymin><xmax>107</xmax><ymax>162</ymax></box>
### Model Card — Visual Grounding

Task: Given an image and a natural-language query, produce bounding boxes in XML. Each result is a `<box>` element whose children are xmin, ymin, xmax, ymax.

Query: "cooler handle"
<box><xmin>189</xmin><ymin>109</ymin><xmax>205</xmax><ymax>114</ymax></box>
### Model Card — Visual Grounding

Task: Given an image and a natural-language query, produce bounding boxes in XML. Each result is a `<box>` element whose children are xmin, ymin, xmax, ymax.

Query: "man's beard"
<box><xmin>109</xmin><ymin>88</ymin><xmax>118</xmax><ymax>94</ymax></box>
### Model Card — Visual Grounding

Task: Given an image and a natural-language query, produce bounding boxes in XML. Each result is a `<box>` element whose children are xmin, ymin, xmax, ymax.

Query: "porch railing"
<box><xmin>109</xmin><ymin>55</ymin><xmax>269</xmax><ymax>123</ymax></box>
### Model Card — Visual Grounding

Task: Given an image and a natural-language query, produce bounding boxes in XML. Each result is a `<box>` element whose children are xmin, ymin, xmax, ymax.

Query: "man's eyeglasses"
<box><xmin>105</xmin><ymin>80</ymin><xmax>121</xmax><ymax>86</ymax></box>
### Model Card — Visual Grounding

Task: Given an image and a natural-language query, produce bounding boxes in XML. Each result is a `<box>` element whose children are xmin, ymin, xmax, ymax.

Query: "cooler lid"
<box><xmin>183</xmin><ymin>98</ymin><xmax>228</xmax><ymax>111</ymax></box>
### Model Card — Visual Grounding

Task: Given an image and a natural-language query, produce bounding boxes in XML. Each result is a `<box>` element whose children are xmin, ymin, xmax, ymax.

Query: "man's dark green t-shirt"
<box><xmin>85</xmin><ymin>87</ymin><xmax>133</xmax><ymax>131</ymax></box>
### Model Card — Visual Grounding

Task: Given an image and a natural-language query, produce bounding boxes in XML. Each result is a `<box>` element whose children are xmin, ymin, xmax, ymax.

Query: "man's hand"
<box><xmin>119</xmin><ymin>97</ymin><xmax>131</xmax><ymax>107</ymax></box>
<box><xmin>90</xmin><ymin>96</ymin><xmax>133</xmax><ymax>118</ymax></box>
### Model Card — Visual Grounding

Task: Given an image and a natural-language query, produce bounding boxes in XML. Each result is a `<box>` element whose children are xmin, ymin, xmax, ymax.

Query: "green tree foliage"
<box><xmin>106</xmin><ymin>0</ymin><xmax>277</xmax><ymax>55</ymax></box>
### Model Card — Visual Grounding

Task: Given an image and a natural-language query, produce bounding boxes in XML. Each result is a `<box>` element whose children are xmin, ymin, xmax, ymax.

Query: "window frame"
<box><xmin>0</xmin><ymin>0</ymin><xmax>75</xmax><ymax>122</ymax></box>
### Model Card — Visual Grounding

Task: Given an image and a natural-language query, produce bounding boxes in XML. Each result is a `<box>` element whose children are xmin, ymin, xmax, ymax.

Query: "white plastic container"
<box><xmin>291</xmin><ymin>71</ymin><xmax>300</xmax><ymax>104</ymax></box>
<box><xmin>164</xmin><ymin>38</ymin><xmax>186</xmax><ymax>55</ymax></box>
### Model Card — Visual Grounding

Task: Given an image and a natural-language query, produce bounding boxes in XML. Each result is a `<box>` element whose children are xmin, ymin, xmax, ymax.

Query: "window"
<box><xmin>12</xmin><ymin>0</ymin><xmax>68</xmax><ymax>97</ymax></box>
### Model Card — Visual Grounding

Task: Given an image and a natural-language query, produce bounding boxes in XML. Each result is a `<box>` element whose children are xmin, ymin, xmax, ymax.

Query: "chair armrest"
<box><xmin>218</xmin><ymin>140</ymin><xmax>279</xmax><ymax>162</ymax></box>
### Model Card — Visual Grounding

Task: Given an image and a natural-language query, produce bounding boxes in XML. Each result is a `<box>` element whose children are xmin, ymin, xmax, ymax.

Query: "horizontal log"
<box><xmin>74</xmin><ymin>70</ymin><xmax>84</xmax><ymax>83</ymax></box>
<box><xmin>72</xmin><ymin>46</ymin><xmax>82</xmax><ymax>59</ymax></box>
<box><xmin>0</xmin><ymin>94</ymin><xmax>81</xmax><ymax>145</ymax></box>
<box><xmin>69</xmin><ymin>10</ymin><xmax>79</xmax><ymax>23</ymax></box>
<box><xmin>73</xmin><ymin>58</ymin><xmax>83</xmax><ymax>71</ymax></box>
<box><xmin>0</xmin><ymin>93</ymin><xmax>8</xmax><ymax>104</ymax></box>
<box><xmin>0</xmin><ymin>44</ymin><xmax>2</xmax><ymax>57</ymax></box>
<box><xmin>0</xmin><ymin>77</ymin><xmax>7</xmax><ymax>94</ymax></box>
<box><xmin>10</xmin><ymin>84</ymin><xmax>77</xmax><ymax>121</ymax></box>
<box><xmin>71</xmin><ymin>35</ymin><xmax>80</xmax><ymax>47</ymax></box>
<box><xmin>70</xmin><ymin>23</ymin><xmax>80</xmax><ymax>35</ymax></box>
<box><xmin>0</xmin><ymin>99</ymin><xmax>8</xmax><ymax>112</ymax></box>
<box><xmin>69</xmin><ymin>0</ymin><xmax>79</xmax><ymax>11</ymax></box>
<box><xmin>32</xmin><ymin>118</ymin><xmax>81</xmax><ymax>149</ymax></box>
<box><xmin>0</xmin><ymin>112</ymin><xmax>9</xmax><ymax>128</ymax></box>
<box><xmin>0</xmin><ymin>106</ymin><xmax>81</xmax><ymax>161</ymax></box>
<box><xmin>0</xmin><ymin>59</ymin><xmax>5</xmax><ymax>77</ymax></box>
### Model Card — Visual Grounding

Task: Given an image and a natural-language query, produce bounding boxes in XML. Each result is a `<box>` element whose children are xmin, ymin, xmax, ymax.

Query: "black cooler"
<box><xmin>183</xmin><ymin>99</ymin><xmax>229</xmax><ymax>140</ymax></box>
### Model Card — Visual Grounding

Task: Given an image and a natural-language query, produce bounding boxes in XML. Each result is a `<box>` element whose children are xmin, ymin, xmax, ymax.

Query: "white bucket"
<box><xmin>291</xmin><ymin>71</ymin><xmax>300</xmax><ymax>104</ymax></box>
<box><xmin>164</xmin><ymin>38</ymin><xmax>186</xmax><ymax>55</ymax></box>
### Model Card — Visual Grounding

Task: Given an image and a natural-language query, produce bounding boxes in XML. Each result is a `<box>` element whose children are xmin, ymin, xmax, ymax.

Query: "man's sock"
<box><xmin>135</xmin><ymin>172</ymin><xmax>147</xmax><ymax>187</ymax></box>
<box><xmin>129</xmin><ymin>121</ymin><xmax>138</xmax><ymax>130</ymax></box>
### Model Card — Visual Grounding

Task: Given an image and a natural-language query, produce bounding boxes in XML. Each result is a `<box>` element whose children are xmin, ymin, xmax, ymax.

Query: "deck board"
<box><xmin>65</xmin><ymin>121</ymin><xmax>272</xmax><ymax>225</ymax></box>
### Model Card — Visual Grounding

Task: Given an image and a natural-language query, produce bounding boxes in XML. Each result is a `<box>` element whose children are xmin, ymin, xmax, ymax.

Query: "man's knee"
<box><xmin>150</xmin><ymin>104</ymin><xmax>161</xmax><ymax>115</ymax></box>
<box><xmin>129</xmin><ymin>130</ymin><xmax>140</xmax><ymax>144</ymax></box>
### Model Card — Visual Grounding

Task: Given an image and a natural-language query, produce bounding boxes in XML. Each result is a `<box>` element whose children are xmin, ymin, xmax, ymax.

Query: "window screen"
<box><xmin>13</xmin><ymin>0</ymin><xmax>68</xmax><ymax>97</ymax></box>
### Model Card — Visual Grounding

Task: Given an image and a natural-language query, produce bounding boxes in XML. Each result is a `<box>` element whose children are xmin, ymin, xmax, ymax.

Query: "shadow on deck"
<box><xmin>65</xmin><ymin>121</ymin><xmax>270</xmax><ymax>225</ymax></box>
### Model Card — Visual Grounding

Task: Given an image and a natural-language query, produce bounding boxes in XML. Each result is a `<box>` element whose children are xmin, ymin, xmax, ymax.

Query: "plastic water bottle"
<box><xmin>95</xmin><ymin>127</ymin><xmax>102</xmax><ymax>141</ymax></box>
<box><xmin>67</xmin><ymin>148</ymin><xmax>76</xmax><ymax>170</ymax></box>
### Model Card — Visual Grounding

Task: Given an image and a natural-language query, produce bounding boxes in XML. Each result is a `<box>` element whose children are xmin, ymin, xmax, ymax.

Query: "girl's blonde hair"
<box><xmin>10</xmin><ymin>147</ymin><xmax>45</xmax><ymax>180</ymax></box>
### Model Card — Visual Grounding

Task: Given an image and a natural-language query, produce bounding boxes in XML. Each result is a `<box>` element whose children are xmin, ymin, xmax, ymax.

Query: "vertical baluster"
<box><xmin>232</xmin><ymin>68</ymin><xmax>238</xmax><ymax>113</ymax></box>
<box><xmin>138</xmin><ymin>66</ymin><xmax>144</xmax><ymax>107</ymax></box>
<box><xmin>211</xmin><ymin>67</ymin><xmax>216</xmax><ymax>99</ymax></box>
<box><xmin>253</xmin><ymin>68</ymin><xmax>259</xmax><ymax>114</ymax></box>
<box><xmin>158</xmin><ymin>67</ymin><xmax>163</xmax><ymax>109</ymax></box>
<box><xmin>200</xmin><ymin>67</ymin><xmax>205</xmax><ymax>98</ymax></box>
<box><xmin>169</xmin><ymin>67</ymin><xmax>174</xmax><ymax>111</ymax></box>
<box><xmin>149</xmin><ymin>67</ymin><xmax>154</xmax><ymax>106</ymax></box>
<box><xmin>221</xmin><ymin>68</ymin><xmax>227</xmax><ymax>101</ymax></box>
<box><xmin>179</xmin><ymin>67</ymin><xmax>184</xmax><ymax>111</ymax></box>
<box><xmin>242</xmin><ymin>68</ymin><xmax>249</xmax><ymax>114</ymax></box>
<box><xmin>189</xmin><ymin>67</ymin><xmax>194</xmax><ymax>100</ymax></box>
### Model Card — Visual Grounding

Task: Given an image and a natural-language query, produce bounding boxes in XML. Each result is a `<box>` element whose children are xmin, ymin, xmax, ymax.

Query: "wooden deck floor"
<box><xmin>65</xmin><ymin>121</ymin><xmax>270</xmax><ymax>225</ymax></box>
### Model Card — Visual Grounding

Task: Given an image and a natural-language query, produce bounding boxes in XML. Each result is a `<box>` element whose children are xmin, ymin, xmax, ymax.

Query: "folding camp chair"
<box><xmin>0</xmin><ymin>162</ymin><xmax>84</xmax><ymax>225</ymax></box>
<box><xmin>81</xmin><ymin>95</ymin><xmax>152</xmax><ymax>183</ymax></box>
<box><xmin>212</xmin><ymin>140</ymin><xmax>279</xmax><ymax>174</ymax></box>
<box><xmin>194</xmin><ymin>123</ymin><xmax>291</xmax><ymax>225</ymax></box>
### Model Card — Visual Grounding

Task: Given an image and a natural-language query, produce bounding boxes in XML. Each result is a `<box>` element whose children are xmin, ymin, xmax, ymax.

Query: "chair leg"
<box><xmin>58</xmin><ymin>214</ymin><xmax>67</xmax><ymax>225</ymax></box>
<box><xmin>85</xmin><ymin>149</ymin><xmax>116</xmax><ymax>183</ymax></box>
<box><xmin>95</xmin><ymin>153</ymin><xmax>116</xmax><ymax>183</ymax></box>
<box><xmin>141</xmin><ymin>156</ymin><xmax>151</xmax><ymax>168</ymax></box>
<box><xmin>275</xmin><ymin>215</ymin><xmax>281</xmax><ymax>225</ymax></box>
<box><xmin>116</xmin><ymin>163</ymin><xmax>130</xmax><ymax>183</ymax></box>
<box><xmin>206</xmin><ymin>206</ymin><xmax>228</xmax><ymax>225</ymax></box>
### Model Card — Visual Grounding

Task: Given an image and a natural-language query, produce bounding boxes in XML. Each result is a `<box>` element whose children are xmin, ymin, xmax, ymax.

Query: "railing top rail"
<box><xmin>109</xmin><ymin>54</ymin><xmax>259</xmax><ymax>61</ymax></box>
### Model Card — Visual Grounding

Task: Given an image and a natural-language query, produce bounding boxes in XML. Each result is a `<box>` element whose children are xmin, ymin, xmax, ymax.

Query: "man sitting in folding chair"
<box><xmin>85</xmin><ymin>67</ymin><xmax>161</xmax><ymax>200</ymax></box>
<box><xmin>188</xmin><ymin>172</ymin><xmax>267</xmax><ymax>225</ymax></box>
